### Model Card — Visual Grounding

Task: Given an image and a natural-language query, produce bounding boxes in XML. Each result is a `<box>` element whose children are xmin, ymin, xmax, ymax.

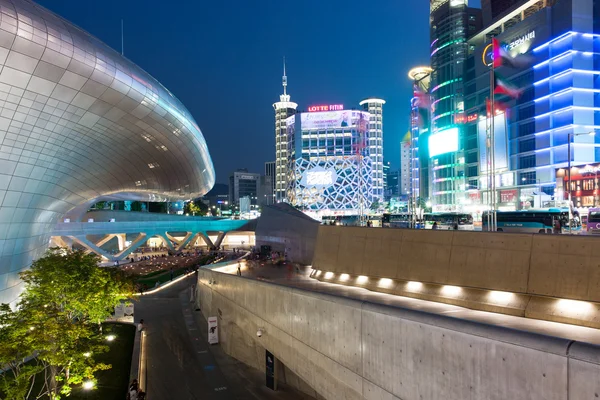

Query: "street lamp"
<box><xmin>567</xmin><ymin>131</ymin><xmax>595</xmax><ymax>233</ymax></box>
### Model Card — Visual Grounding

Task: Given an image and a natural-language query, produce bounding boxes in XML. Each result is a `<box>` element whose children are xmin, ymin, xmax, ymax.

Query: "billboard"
<box><xmin>429</xmin><ymin>127</ymin><xmax>459</xmax><ymax>158</ymax></box>
<box><xmin>478</xmin><ymin>114</ymin><xmax>508</xmax><ymax>173</ymax></box>
<box><xmin>300</xmin><ymin>166</ymin><xmax>337</xmax><ymax>188</ymax></box>
<box><xmin>301</xmin><ymin>110</ymin><xmax>369</xmax><ymax>131</ymax></box>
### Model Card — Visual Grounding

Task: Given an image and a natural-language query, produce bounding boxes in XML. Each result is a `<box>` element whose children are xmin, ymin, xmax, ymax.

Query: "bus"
<box><xmin>382</xmin><ymin>213</ymin><xmax>411</xmax><ymax>228</ymax></box>
<box><xmin>423</xmin><ymin>212</ymin><xmax>474</xmax><ymax>230</ymax></box>
<box><xmin>322</xmin><ymin>215</ymin><xmax>381</xmax><ymax>227</ymax></box>
<box><xmin>483</xmin><ymin>208</ymin><xmax>581</xmax><ymax>233</ymax></box>
<box><xmin>587</xmin><ymin>208</ymin><xmax>600</xmax><ymax>234</ymax></box>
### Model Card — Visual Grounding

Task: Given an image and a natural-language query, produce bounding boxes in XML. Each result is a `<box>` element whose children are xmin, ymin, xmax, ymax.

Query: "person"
<box><xmin>137</xmin><ymin>319</ymin><xmax>144</xmax><ymax>333</ymax></box>
<box><xmin>453</xmin><ymin>223</ymin><xmax>458</xmax><ymax>230</ymax></box>
<box><xmin>432</xmin><ymin>222</ymin><xmax>438</xmax><ymax>230</ymax></box>
<box><xmin>127</xmin><ymin>380</ymin><xmax>138</xmax><ymax>400</ymax></box>
<box><xmin>237</xmin><ymin>262</ymin><xmax>242</xmax><ymax>276</ymax></box>
<box><xmin>553</xmin><ymin>219</ymin><xmax>562</xmax><ymax>234</ymax></box>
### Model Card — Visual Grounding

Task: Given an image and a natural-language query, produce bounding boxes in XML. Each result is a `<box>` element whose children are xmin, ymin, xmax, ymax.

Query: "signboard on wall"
<box><xmin>266</xmin><ymin>350</ymin><xmax>276</xmax><ymax>390</ymax></box>
<box><xmin>208</xmin><ymin>316</ymin><xmax>219</xmax><ymax>344</ymax></box>
<box><xmin>478</xmin><ymin>114</ymin><xmax>508</xmax><ymax>174</ymax></box>
<box><xmin>429</xmin><ymin>127</ymin><xmax>459</xmax><ymax>158</ymax></box>
<box><xmin>301</xmin><ymin>110</ymin><xmax>369</xmax><ymax>130</ymax></box>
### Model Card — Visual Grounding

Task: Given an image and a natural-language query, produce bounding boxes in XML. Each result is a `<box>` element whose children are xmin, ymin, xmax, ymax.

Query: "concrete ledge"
<box><xmin>311</xmin><ymin>226</ymin><xmax>600</xmax><ymax>329</ymax></box>
<box><xmin>313</xmin><ymin>270</ymin><xmax>600</xmax><ymax>329</ymax></box>
<box><xmin>196</xmin><ymin>268</ymin><xmax>600</xmax><ymax>400</ymax></box>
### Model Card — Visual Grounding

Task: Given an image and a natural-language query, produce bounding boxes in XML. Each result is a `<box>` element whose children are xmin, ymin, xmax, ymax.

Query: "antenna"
<box><xmin>121</xmin><ymin>19</ymin><xmax>124</xmax><ymax>56</ymax></box>
<box><xmin>282</xmin><ymin>56</ymin><xmax>287</xmax><ymax>96</ymax></box>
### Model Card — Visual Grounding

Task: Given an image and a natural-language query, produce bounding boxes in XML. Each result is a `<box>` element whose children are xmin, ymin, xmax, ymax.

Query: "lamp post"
<box><xmin>567</xmin><ymin>131</ymin><xmax>595</xmax><ymax>233</ymax></box>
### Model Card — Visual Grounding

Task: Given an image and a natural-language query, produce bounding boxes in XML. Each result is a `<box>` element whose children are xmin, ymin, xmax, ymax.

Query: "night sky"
<box><xmin>36</xmin><ymin>0</ymin><xmax>480</xmax><ymax>184</ymax></box>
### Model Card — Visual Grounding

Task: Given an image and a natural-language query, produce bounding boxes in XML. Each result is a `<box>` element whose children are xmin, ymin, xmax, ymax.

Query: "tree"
<box><xmin>0</xmin><ymin>248</ymin><xmax>134</xmax><ymax>399</ymax></box>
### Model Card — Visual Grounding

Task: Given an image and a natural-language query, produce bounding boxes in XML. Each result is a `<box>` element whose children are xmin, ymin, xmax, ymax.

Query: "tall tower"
<box><xmin>429</xmin><ymin>0</ymin><xmax>480</xmax><ymax>210</ymax></box>
<box><xmin>272</xmin><ymin>59</ymin><xmax>298</xmax><ymax>203</ymax></box>
<box><xmin>359</xmin><ymin>98</ymin><xmax>385</xmax><ymax>203</ymax></box>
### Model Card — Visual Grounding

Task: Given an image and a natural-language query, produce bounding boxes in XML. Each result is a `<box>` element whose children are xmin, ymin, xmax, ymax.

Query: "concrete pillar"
<box><xmin>94</xmin><ymin>234</ymin><xmax>116</xmax><ymax>248</ymax></box>
<box><xmin>158</xmin><ymin>233</ymin><xmax>175</xmax><ymax>251</ymax></box>
<box><xmin>68</xmin><ymin>235</ymin><xmax>113</xmax><ymax>260</ymax></box>
<box><xmin>116</xmin><ymin>234</ymin><xmax>126</xmax><ymax>251</ymax></box>
<box><xmin>214</xmin><ymin>232</ymin><xmax>226</xmax><ymax>248</ymax></box>
<box><xmin>50</xmin><ymin>236</ymin><xmax>71</xmax><ymax>249</ymax></box>
<box><xmin>176</xmin><ymin>232</ymin><xmax>199</xmax><ymax>251</ymax></box>
<box><xmin>115</xmin><ymin>233</ymin><xmax>148</xmax><ymax>260</ymax></box>
<box><xmin>198</xmin><ymin>232</ymin><xmax>214</xmax><ymax>248</ymax></box>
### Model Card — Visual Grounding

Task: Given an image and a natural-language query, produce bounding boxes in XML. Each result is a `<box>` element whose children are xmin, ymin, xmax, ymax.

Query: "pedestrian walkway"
<box><xmin>134</xmin><ymin>274</ymin><xmax>314</xmax><ymax>400</ymax></box>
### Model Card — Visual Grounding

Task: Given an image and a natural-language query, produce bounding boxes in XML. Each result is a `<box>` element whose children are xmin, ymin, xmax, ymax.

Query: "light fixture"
<box><xmin>378</xmin><ymin>278</ymin><xmax>394</xmax><ymax>288</ymax></box>
<box><xmin>324</xmin><ymin>272</ymin><xmax>334</xmax><ymax>279</ymax></box>
<box><xmin>106</xmin><ymin>335</ymin><xmax>116</xmax><ymax>342</ymax></box>
<box><xmin>340</xmin><ymin>273</ymin><xmax>350</xmax><ymax>281</ymax></box>
<box><xmin>83</xmin><ymin>352</ymin><xmax>91</xmax><ymax>358</ymax></box>
<box><xmin>488</xmin><ymin>291</ymin><xmax>514</xmax><ymax>303</ymax></box>
<box><xmin>441</xmin><ymin>285</ymin><xmax>462</xmax><ymax>296</ymax></box>
<box><xmin>82</xmin><ymin>380</ymin><xmax>95</xmax><ymax>390</ymax></box>
<box><xmin>356</xmin><ymin>275</ymin><xmax>368</xmax><ymax>284</ymax></box>
<box><xmin>406</xmin><ymin>281</ymin><xmax>423</xmax><ymax>291</ymax></box>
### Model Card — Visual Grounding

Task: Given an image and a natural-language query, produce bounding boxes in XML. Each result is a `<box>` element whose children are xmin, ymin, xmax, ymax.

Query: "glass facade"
<box><xmin>460</xmin><ymin>0</ymin><xmax>600</xmax><ymax>215</ymax></box>
<box><xmin>0</xmin><ymin>0</ymin><xmax>215</xmax><ymax>306</ymax></box>
<box><xmin>429</xmin><ymin>1</ymin><xmax>482</xmax><ymax>210</ymax></box>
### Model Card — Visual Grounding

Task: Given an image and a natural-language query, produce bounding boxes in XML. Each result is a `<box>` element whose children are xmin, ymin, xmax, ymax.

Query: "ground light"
<box><xmin>106</xmin><ymin>334</ymin><xmax>116</xmax><ymax>342</ymax></box>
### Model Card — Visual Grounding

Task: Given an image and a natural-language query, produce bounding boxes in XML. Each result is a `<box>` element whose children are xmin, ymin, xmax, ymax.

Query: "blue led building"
<box><xmin>458</xmin><ymin>0</ymin><xmax>600</xmax><ymax>217</ymax></box>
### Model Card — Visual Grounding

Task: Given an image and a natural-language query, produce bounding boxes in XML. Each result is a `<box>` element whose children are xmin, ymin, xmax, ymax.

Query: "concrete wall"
<box><xmin>255</xmin><ymin>204</ymin><xmax>320</xmax><ymax>265</ymax></box>
<box><xmin>311</xmin><ymin>226</ymin><xmax>600</xmax><ymax>328</ymax></box>
<box><xmin>196</xmin><ymin>268</ymin><xmax>600</xmax><ymax>400</ymax></box>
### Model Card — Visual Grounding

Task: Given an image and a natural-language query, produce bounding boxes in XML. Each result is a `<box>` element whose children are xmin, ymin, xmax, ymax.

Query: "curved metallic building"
<box><xmin>0</xmin><ymin>0</ymin><xmax>215</xmax><ymax>305</ymax></box>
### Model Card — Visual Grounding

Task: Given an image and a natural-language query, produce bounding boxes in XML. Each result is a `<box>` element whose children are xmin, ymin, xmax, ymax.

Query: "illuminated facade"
<box><xmin>0</xmin><ymin>0</ymin><xmax>215</xmax><ymax>305</ymax></box>
<box><xmin>429</xmin><ymin>0</ymin><xmax>482</xmax><ymax>210</ymax></box>
<box><xmin>273</xmin><ymin>62</ymin><xmax>297</xmax><ymax>203</ymax></box>
<box><xmin>460</xmin><ymin>0</ymin><xmax>599</xmax><ymax>215</ymax></box>
<box><xmin>286</xmin><ymin>109</ymin><xmax>373</xmax><ymax>217</ymax></box>
<box><xmin>360</xmin><ymin>98</ymin><xmax>385</xmax><ymax>202</ymax></box>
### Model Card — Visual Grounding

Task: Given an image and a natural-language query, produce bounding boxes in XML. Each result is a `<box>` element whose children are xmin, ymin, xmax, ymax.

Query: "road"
<box><xmin>135</xmin><ymin>273</ymin><xmax>314</xmax><ymax>400</ymax></box>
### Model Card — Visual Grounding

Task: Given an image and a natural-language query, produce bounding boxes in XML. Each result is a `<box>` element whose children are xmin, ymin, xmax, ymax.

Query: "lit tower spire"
<box><xmin>280</xmin><ymin>57</ymin><xmax>290</xmax><ymax>102</ymax></box>
<box><xmin>273</xmin><ymin>57</ymin><xmax>297</xmax><ymax>203</ymax></box>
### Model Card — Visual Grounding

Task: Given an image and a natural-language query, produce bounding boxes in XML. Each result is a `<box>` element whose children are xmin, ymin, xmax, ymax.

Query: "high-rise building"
<box><xmin>400</xmin><ymin>138</ymin><xmax>411</xmax><ymax>196</ymax></box>
<box><xmin>264</xmin><ymin>161</ymin><xmax>276</xmax><ymax>204</ymax></box>
<box><xmin>429</xmin><ymin>0</ymin><xmax>482</xmax><ymax>210</ymax></box>
<box><xmin>384</xmin><ymin>161</ymin><xmax>400</xmax><ymax>200</ymax></box>
<box><xmin>273</xmin><ymin>60</ymin><xmax>298</xmax><ymax>203</ymax></box>
<box><xmin>409</xmin><ymin>67</ymin><xmax>433</xmax><ymax>203</ymax></box>
<box><xmin>460</xmin><ymin>0</ymin><xmax>600</xmax><ymax>216</ymax></box>
<box><xmin>286</xmin><ymin>108</ymin><xmax>374</xmax><ymax>218</ymax></box>
<box><xmin>481</xmin><ymin>0</ymin><xmax>529</xmax><ymax>26</ymax></box>
<box><xmin>360</xmin><ymin>98</ymin><xmax>386</xmax><ymax>202</ymax></box>
<box><xmin>229</xmin><ymin>169</ymin><xmax>260</xmax><ymax>209</ymax></box>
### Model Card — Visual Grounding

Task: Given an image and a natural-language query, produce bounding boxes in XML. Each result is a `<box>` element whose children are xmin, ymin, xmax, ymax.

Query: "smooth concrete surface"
<box><xmin>255</xmin><ymin>204</ymin><xmax>320</xmax><ymax>265</ymax></box>
<box><xmin>196</xmin><ymin>266</ymin><xmax>600</xmax><ymax>400</ymax></box>
<box><xmin>311</xmin><ymin>226</ymin><xmax>600</xmax><ymax>328</ymax></box>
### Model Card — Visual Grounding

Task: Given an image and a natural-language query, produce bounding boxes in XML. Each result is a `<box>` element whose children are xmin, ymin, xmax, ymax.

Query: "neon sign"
<box><xmin>307</xmin><ymin>104</ymin><xmax>344</xmax><ymax>112</ymax></box>
<box><xmin>482</xmin><ymin>31</ymin><xmax>536</xmax><ymax>66</ymax></box>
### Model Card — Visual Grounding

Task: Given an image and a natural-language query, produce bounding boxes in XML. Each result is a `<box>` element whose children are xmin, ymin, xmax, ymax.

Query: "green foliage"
<box><xmin>184</xmin><ymin>200</ymin><xmax>206</xmax><ymax>216</ymax></box>
<box><xmin>0</xmin><ymin>248</ymin><xmax>134</xmax><ymax>399</ymax></box>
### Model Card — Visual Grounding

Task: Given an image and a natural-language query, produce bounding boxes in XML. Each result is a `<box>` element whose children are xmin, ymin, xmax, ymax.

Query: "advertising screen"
<box><xmin>429</xmin><ymin>127</ymin><xmax>459</xmax><ymax>158</ymax></box>
<box><xmin>301</xmin><ymin>110</ymin><xmax>369</xmax><ymax>131</ymax></box>
<box><xmin>478</xmin><ymin>114</ymin><xmax>508</xmax><ymax>173</ymax></box>
<box><xmin>301</xmin><ymin>166</ymin><xmax>337</xmax><ymax>188</ymax></box>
